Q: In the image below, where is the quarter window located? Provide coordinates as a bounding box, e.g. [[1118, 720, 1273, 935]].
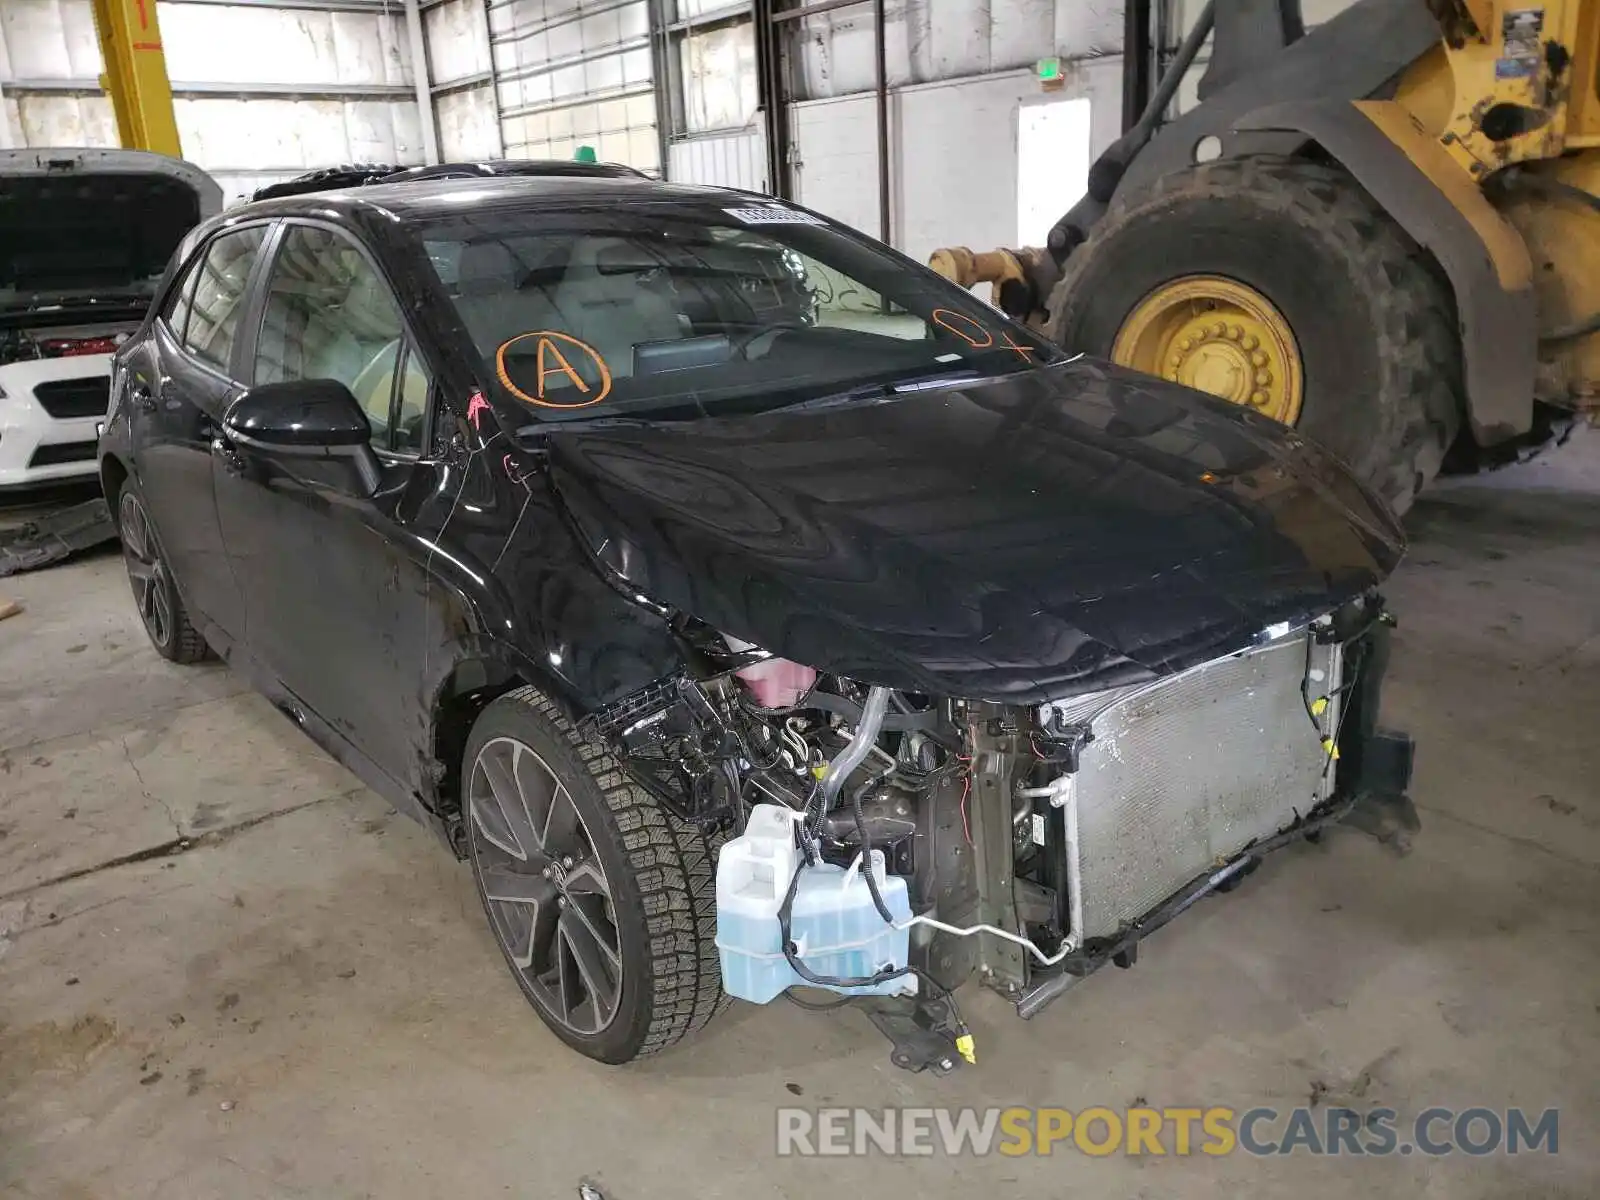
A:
[[184, 227, 267, 371], [254, 225, 429, 454], [394, 342, 432, 454], [160, 259, 201, 342]]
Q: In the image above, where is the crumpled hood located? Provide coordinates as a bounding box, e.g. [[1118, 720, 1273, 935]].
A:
[[546, 358, 1405, 703]]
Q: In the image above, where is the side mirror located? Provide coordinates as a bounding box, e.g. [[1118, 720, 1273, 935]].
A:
[[223, 379, 381, 494]]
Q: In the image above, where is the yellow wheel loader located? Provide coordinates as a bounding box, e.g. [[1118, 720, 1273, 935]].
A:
[[931, 0, 1600, 512]]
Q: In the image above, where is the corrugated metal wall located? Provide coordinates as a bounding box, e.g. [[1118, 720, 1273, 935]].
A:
[[0, 0, 674, 197], [662, 0, 1367, 252], [427, 0, 502, 160], [659, 3, 763, 188], [791, 0, 1120, 100], [698, 0, 1374, 250], [666, 128, 764, 191], [0, 0, 424, 204], [0, 0, 1377, 227], [487, 0, 659, 171]]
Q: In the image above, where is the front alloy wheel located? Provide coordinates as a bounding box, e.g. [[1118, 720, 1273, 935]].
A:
[[468, 736, 623, 1035], [462, 686, 725, 1062]]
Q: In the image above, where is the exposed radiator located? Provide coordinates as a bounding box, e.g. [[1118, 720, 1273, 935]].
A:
[[1050, 630, 1342, 942]]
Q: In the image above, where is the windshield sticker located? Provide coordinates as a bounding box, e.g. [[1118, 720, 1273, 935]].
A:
[[496, 331, 613, 409], [931, 308, 994, 349], [723, 205, 828, 226]]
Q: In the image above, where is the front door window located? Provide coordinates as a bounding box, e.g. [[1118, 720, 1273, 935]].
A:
[[253, 225, 431, 453]]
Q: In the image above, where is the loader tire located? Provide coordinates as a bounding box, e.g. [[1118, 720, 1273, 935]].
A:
[[1048, 156, 1461, 514]]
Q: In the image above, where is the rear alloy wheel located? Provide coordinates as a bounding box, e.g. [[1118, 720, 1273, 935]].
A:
[[117, 481, 209, 663], [462, 686, 725, 1062]]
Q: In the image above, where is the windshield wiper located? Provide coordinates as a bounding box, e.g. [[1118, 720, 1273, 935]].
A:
[[890, 370, 982, 392], [514, 414, 664, 440], [512, 370, 989, 434], [774, 370, 982, 413]]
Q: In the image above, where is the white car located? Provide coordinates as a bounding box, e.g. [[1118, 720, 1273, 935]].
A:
[[0, 148, 219, 490]]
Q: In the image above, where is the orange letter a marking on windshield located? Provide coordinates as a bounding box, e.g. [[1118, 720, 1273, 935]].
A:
[[537, 336, 591, 399], [496, 329, 612, 408]]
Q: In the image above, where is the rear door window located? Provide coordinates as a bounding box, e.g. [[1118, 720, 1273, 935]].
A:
[[184, 227, 267, 372]]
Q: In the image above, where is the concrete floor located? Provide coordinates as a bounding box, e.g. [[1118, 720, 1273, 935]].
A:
[[2, 438, 1598, 1199]]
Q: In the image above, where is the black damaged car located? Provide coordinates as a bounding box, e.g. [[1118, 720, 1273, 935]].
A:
[[99, 173, 1414, 1066]]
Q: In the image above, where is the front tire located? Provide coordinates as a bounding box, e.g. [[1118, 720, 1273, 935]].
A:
[[462, 686, 725, 1063], [1049, 156, 1461, 514]]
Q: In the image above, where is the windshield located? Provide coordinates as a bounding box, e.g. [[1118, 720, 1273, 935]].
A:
[[416, 200, 1064, 421]]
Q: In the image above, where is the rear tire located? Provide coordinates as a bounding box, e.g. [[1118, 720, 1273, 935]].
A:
[[462, 685, 725, 1063], [116, 477, 209, 664], [1048, 156, 1461, 514]]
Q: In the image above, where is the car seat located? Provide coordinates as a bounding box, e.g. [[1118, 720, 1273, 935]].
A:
[[550, 238, 685, 377]]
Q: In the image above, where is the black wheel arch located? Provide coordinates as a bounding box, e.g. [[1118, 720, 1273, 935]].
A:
[[100, 453, 130, 515], [423, 647, 581, 855], [412, 543, 685, 848], [421, 637, 688, 850]]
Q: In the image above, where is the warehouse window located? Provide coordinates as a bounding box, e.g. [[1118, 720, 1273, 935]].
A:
[[681, 22, 757, 133], [490, 0, 659, 172], [659, 1, 758, 141]]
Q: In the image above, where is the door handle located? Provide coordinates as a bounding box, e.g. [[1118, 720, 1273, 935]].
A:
[[210, 436, 245, 475]]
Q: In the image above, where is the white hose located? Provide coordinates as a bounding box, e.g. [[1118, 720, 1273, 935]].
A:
[[897, 913, 1078, 965]]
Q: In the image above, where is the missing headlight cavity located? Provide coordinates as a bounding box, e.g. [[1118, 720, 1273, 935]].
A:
[[586, 592, 1408, 1022]]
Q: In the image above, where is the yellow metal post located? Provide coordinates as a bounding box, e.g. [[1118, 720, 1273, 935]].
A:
[[91, 0, 182, 156]]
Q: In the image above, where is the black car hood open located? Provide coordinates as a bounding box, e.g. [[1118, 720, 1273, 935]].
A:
[[0, 148, 221, 297], [545, 359, 1405, 703]]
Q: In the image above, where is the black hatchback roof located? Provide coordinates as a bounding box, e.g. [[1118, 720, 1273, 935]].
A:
[[250, 158, 649, 203], [381, 160, 647, 184], [240, 173, 744, 223]]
